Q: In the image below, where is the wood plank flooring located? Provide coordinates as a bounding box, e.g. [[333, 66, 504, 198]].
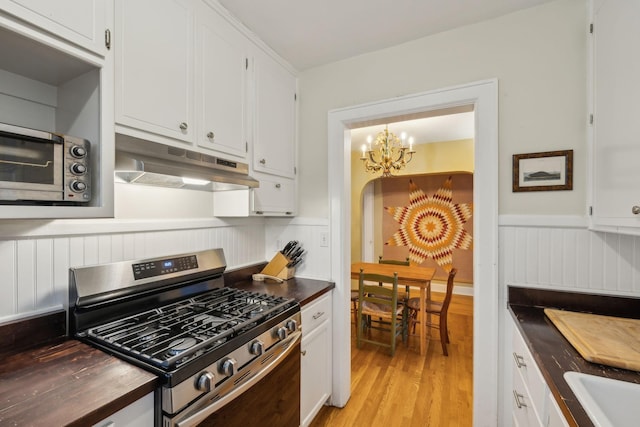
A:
[[310, 294, 474, 427]]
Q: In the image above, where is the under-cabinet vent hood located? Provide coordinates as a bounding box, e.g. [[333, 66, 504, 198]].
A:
[[115, 135, 259, 191]]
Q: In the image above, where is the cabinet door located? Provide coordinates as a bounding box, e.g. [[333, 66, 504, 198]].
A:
[[301, 294, 332, 427], [2, 0, 110, 56], [591, 0, 640, 230], [253, 49, 296, 178], [92, 392, 154, 427], [195, 2, 248, 159], [115, 0, 194, 143], [252, 174, 295, 216]]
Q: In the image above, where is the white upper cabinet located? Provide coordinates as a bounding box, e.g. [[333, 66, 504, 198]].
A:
[[195, 2, 248, 158], [1, 0, 110, 56], [590, 0, 640, 234], [252, 47, 297, 178], [115, 0, 194, 144]]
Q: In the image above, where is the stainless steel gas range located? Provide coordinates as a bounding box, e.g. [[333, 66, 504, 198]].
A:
[[69, 248, 301, 427]]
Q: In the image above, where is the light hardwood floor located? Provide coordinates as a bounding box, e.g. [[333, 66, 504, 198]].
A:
[[310, 293, 474, 427]]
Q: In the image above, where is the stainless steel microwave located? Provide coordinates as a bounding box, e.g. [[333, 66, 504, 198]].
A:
[[0, 123, 91, 203]]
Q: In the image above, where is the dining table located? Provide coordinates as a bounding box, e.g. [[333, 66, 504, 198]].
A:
[[351, 262, 436, 356]]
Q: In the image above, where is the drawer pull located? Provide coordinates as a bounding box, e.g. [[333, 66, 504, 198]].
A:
[[513, 352, 526, 368], [513, 390, 527, 409], [312, 311, 325, 320]]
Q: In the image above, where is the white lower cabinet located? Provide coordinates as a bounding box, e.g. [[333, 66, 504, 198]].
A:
[[510, 316, 568, 427], [546, 391, 570, 427], [92, 392, 154, 427], [301, 292, 332, 427]]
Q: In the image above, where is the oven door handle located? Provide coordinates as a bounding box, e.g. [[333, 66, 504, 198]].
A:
[[173, 330, 302, 427]]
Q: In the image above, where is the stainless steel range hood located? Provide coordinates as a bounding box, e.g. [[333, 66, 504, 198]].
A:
[[115, 135, 259, 191]]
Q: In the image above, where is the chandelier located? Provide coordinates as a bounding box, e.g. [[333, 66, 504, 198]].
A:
[[360, 126, 416, 177]]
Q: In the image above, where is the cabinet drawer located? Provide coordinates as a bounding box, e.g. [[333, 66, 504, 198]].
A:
[[302, 293, 331, 337], [512, 328, 547, 424], [512, 368, 542, 427]]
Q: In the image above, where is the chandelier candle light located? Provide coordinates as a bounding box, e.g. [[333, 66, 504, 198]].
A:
[[360, 126, 416, 177]]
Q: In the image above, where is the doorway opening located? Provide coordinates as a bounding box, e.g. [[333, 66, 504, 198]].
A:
[[328, 79, 498, 425]]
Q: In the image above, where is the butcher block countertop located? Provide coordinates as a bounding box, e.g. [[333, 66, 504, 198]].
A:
[[509, 286, 640, 427], [0, 264, 333, 427], [0, 311, 158, 427]]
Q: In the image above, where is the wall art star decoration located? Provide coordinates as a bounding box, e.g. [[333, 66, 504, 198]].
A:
[[384, 177, 473, 272]]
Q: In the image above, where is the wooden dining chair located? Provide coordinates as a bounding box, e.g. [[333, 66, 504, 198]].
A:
[[378, 256, 411, 300], [357, 269, 407, 356], [350, 290, 359, 330], [406, 268, 457, 356]]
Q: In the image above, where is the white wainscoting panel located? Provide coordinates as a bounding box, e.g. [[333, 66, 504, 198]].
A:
[[501, 221, 640, 296], [0, 221, 266, 323], [264, 217, 331, 281]]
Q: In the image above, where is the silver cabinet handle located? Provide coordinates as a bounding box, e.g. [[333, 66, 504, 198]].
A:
[[275, 183, 281, 189], [632, 206, 640, 215], [207, 131, 214, 139], [312, 311, 325, 320], [513, 390, 527, 409], [513, 352, 526, 368], [259, 158, 266, 164], [179, 122, 188, 131]]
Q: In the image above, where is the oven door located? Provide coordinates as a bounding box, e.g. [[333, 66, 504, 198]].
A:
[[0, 125, 64, 201], [167, 331, 301, 427]]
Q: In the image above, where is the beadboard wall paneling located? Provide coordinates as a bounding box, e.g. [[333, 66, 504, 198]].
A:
[[0, 218, 331, 324], [500, 223, 640, 296], [0, 222, 267, 323]]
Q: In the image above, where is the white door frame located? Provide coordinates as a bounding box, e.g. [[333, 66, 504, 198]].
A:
[[328, 79, 499, 425]]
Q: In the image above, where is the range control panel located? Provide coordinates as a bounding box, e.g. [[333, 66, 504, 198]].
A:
[[133, 255, 199, 279]]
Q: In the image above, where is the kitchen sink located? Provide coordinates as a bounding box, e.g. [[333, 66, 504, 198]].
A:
[[564, 371, 640, 427]]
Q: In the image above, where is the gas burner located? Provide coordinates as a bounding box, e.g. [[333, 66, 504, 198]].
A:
[[138, 327, 161, 341], [168, 337, 198, 356]]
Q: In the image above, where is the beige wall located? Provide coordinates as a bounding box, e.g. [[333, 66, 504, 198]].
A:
[[298, 0, 586, 218], [351, 139, 474, 263]]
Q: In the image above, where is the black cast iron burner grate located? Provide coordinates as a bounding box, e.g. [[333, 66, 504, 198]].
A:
[[85, 287, 294, 370]]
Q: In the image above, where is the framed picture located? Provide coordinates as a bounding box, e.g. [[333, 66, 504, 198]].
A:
[[512, 150, 573, 192]]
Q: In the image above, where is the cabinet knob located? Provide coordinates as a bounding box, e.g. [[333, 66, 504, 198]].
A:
[[259, 158, 266, 165], [275, 183, 281, 189], [179, 122, 188, 131], [207, 131, 215, 140], [633, 206, 640, 215]]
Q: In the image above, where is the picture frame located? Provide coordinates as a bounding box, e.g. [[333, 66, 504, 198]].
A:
[[512, 150, 573, 192]]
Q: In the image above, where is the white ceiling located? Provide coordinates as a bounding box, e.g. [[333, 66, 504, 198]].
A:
[[218, 0, 551, 145], [218, 0, 553, 71]]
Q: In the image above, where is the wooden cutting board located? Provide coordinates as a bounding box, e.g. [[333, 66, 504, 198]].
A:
[[545, 308, 640, 371]]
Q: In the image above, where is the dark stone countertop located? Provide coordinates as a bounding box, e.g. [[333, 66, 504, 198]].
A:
[[508, 286, 640, 427], [0, 263, 333, 427]]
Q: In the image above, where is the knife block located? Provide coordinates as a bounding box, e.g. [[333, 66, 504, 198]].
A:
[[261, 252, 295, 281]]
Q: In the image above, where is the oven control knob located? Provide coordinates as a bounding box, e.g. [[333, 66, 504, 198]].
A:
[[196, 371, 215, 392], [286, 319, 298, 333], [69, 180, 87, 192], [250, 340, 264, 356], [70, 145, 87, 158], [70, 163, 87, 175], [221, 358, 237, 377], [276, 326, 288, 340]]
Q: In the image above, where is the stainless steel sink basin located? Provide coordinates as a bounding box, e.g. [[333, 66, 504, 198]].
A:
[[564, 371, 640, 427]]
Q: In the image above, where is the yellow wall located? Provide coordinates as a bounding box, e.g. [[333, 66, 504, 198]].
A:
[[351, 139, 474, 263]]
